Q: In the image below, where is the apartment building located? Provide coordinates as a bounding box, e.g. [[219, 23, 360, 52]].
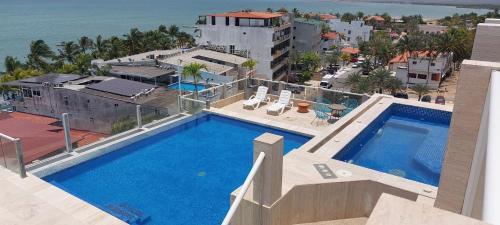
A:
[[195, 11, 292, 80], [328, 19, 373, 47], [388, 51, 453, 89], [292, 18, 323, 54]]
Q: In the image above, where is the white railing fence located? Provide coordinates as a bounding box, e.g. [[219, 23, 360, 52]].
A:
[[221, 152, 266, 225], [483, 70, 500, 224]]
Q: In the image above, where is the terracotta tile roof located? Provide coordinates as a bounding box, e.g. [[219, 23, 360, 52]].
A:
[[322, 32, 337, 40], [341, 47, 360, 55], [208, 11, 283, 19], [389, 51, 438, 64], [365, 16, 385, 21], [319, 14, 337, 21], [0, 112, 106, 163]]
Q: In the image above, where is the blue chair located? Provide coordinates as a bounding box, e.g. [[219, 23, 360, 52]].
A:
[[342, 98, 359, 109], [311, 102, 331, 125]]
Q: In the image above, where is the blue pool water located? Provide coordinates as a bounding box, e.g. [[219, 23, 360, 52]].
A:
[[168, 82, 206, 91], [334, 104, 451, 186], [43, 114, 310, 225]]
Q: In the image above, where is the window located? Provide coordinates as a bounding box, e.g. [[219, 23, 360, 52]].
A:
[[114, 103, 119, 108], [32, 90, 41, 97], [408, 73, 417, 78], [235, 18, 239, 26], [63, 96, 69, 106], [225, 17, 229, 26], [348, 30, 352, 34], [229, 45, 235, 54], [432, 73, 440, 81], [361, 23, 363, 27], [22, 88, 32, 98], [347, 37, 351, 42], [431, 62, 436, 66], [412, 61, 417, 65], [417, 74, 427, 79], [211, 16, 216, 25]]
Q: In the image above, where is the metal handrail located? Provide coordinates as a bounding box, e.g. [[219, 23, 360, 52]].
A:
[[0, 133, 16, 141], [483, 70, 500, 224], [221, 152, 266, 225], [0, 132, 26, 178]]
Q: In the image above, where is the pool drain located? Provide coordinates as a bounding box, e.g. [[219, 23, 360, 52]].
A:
[[198, 171, 206, 177]]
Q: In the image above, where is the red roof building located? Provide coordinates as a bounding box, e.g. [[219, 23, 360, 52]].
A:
[[365, 16, 385, 22], [322, 32, 337, 40], [319, 14, 337, 21], [341, 47, 360, 55]]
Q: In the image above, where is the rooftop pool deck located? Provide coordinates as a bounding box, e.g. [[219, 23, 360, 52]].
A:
[[42, 114, 311, 225], [168, 82, 206, 91], [333, 103, 451, 186]]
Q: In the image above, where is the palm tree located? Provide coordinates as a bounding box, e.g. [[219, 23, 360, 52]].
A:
[[411, 84, 429, 101], [397, 34, 421, 83], [176, 32, 193, 48], [356, 11, 364, 20], [340, 52, 351, 66], [58, 41, 81, 63], [423, 34, 439, 86], [107, 36, 126, 59], [385, 77, 403, 96], [241, 59, 257, 76], [167, 25, 180, 42], [79, 36, 94, 53], [369, 68, 391, 94], [292, 8, 301, 17], [346, 71, 363, 91], [27, 40, 55, 71], [4, 56, 22, 74], [92, 35, 109, 59], [123, 28, 144, 55], [182, 62, 208, 98]]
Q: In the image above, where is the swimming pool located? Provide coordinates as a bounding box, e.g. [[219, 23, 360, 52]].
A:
[[168, 82, 206, 91], [333, 104, 451, 186], [43, 114, 310, 225]]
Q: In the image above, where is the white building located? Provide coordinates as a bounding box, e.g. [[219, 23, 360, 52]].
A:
[[292, 18, 323, 54], [388, 51, 453, 89], [195, 11, 292, 80], [328, 19, 373, 47]]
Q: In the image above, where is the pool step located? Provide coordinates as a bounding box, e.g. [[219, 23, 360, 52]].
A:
[[293, 217, 368, 225], [105, 203, 150, 225]]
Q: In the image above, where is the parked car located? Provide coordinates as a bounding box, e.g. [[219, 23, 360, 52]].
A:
[[421, 95, 432, 102], [352, 63, 360, 68], [435, 96, 446, 105], [351, 58, 358, 63], [394, 92, 409, 99]]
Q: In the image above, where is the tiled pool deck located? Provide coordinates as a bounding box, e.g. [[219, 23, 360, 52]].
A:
[[0, 94, 458, 224]]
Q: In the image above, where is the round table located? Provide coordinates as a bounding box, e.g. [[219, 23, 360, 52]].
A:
[[297, 102, 310, 113], [328, 104, 347, 118]]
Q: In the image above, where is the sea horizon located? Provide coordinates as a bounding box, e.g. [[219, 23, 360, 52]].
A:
[[0, 0, 491, 72]]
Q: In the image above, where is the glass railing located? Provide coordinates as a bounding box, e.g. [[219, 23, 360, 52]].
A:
[[0, 133, 26, 177]]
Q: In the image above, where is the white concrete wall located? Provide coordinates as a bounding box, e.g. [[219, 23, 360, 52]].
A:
[[328, 19, 372, 46]]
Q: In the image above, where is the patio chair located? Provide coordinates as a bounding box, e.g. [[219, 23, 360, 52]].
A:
[[243, 86, 269, 109], [342, 98, 359, 109], [311, 103, 331, 125], [267, 90, 293, 115]]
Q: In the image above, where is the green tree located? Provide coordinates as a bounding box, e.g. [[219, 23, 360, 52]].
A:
[[385, 77, 403, 96], [123, 28, 144, 55], [356, 11, 364, 20], [92, 35, 109, 59], [57, 41, 81, 63], [341, 12, 357, 22], [242, 59, 258, 76], [339, 52, 351, 66], [411, 84, 429, 101], [298, 70, 312, 84], [27, 40, 55, 71], [79, 36, 94, 53], [4, 56, 22, 74], [182, 62, 208, 98], [300, 52, 321, 72], [369, 68, 391, 94]]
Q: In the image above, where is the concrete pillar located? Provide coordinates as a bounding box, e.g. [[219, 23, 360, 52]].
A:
[[221, 83, 227, 99], [62, 113, 72, 152], [13, 139, 26, 178], [136, 105, 142, 128], [253, 133, 283, 207]]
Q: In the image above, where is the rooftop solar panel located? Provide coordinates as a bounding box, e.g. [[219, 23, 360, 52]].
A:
[[86, 79, 156, 97], [22, 74, 82, 84]]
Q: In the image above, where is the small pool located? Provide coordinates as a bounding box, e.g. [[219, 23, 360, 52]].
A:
[[333, 104, 451, 186], [43, 114, 310, 225], [168, 82, 206, 91]]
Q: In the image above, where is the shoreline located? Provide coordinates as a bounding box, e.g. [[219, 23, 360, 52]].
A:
[[335, 0, 498, 10]]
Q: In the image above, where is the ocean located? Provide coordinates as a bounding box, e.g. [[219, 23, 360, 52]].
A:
[[0, 0, 490, 72]]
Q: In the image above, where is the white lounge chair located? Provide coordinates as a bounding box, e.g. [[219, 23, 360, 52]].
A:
[[267, 90, 293, 115], [243, 86, 269, 109]]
